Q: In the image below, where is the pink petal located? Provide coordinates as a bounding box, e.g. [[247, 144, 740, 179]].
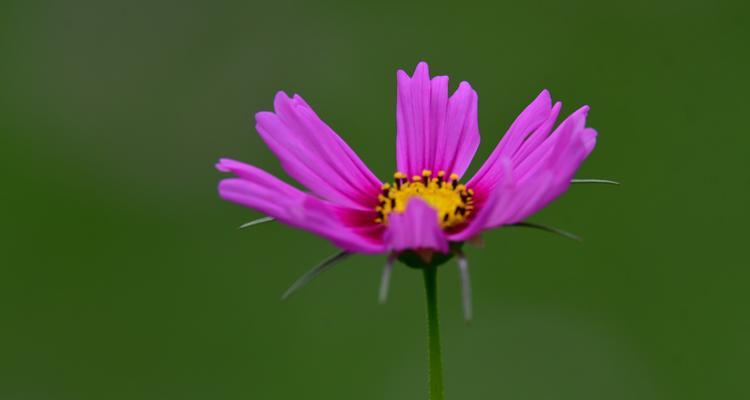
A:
[[506, 108, 592, 219], [383, 198, 449, 254], [467, 90, 553, 194], [396, 62, 480, 178], [454, 104, 596, 238], [511, 101, 562, 165], [581, 127, 598, 157], [449, 169, 554, 241], [514, 106, 591, 182], [217, 159, 385, 253], [255, 92, 382, 210]]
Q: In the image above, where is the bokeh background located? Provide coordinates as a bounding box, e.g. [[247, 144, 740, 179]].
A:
[[2, 0, 749, 399]]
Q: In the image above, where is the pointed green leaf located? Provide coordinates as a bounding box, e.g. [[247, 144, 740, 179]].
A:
[[378, 254, 396, 304], [281, 251, 351, 300], [238, 216, 275, 230], [571, 178, 620, 185], [510, 222, 583, 242], [456, 252, 473, 325]]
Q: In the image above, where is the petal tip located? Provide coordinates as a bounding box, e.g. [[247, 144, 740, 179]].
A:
[[215, 158, 238, 173], [537, 89, 552, 108], [582, 127, 598, 153], [273, 90, 289, 101], [254, 111, 278, 128], [272, 91, 292, 110], [456, 80, 473, 91]]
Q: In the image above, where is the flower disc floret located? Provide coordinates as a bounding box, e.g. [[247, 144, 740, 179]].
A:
[[375, 170, 475, 228]]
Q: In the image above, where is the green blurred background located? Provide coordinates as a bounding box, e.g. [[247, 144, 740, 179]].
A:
[[2, 0, 748, 398]]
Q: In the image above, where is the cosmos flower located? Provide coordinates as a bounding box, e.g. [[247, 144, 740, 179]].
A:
[[217, 62, 602, 316]]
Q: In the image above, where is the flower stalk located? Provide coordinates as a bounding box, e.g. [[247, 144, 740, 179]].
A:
[[423, 264, 445, 400]]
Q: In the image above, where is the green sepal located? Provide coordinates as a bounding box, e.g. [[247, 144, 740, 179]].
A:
[[397, 242, 464, 269]]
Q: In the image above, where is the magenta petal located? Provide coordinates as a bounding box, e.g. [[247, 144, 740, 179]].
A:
[[449, 168, 554, 241], [396, 62, 480, 178], [514, 106, 591, 182], [528, 111, 594, 209], [581, 127, 598, 157], [383, 198, 449, 254], [255, 92, 382, 210], [217, 159, 385, 253], [442, 82, 480, 178], [504, 108, 592, 221], [511, 101, 562, 165], [467, 90, 553, 194], [456, 106, 594, 237]]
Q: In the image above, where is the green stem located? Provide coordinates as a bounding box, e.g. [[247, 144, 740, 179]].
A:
[[423, 265, 445, 400]]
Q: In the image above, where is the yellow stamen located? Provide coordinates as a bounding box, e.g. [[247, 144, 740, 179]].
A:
[[375, 170, 475, 228]]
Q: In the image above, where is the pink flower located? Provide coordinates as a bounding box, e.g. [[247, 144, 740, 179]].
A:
[[217, 62, 596, 259], [217, 62, 608, 314]]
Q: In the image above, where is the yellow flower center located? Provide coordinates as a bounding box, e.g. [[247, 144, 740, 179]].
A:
[[375, 170, 475, 229]]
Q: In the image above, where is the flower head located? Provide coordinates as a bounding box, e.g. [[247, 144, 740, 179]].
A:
[[216, 62, 608, 317], [217, 62, 596, 257]]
